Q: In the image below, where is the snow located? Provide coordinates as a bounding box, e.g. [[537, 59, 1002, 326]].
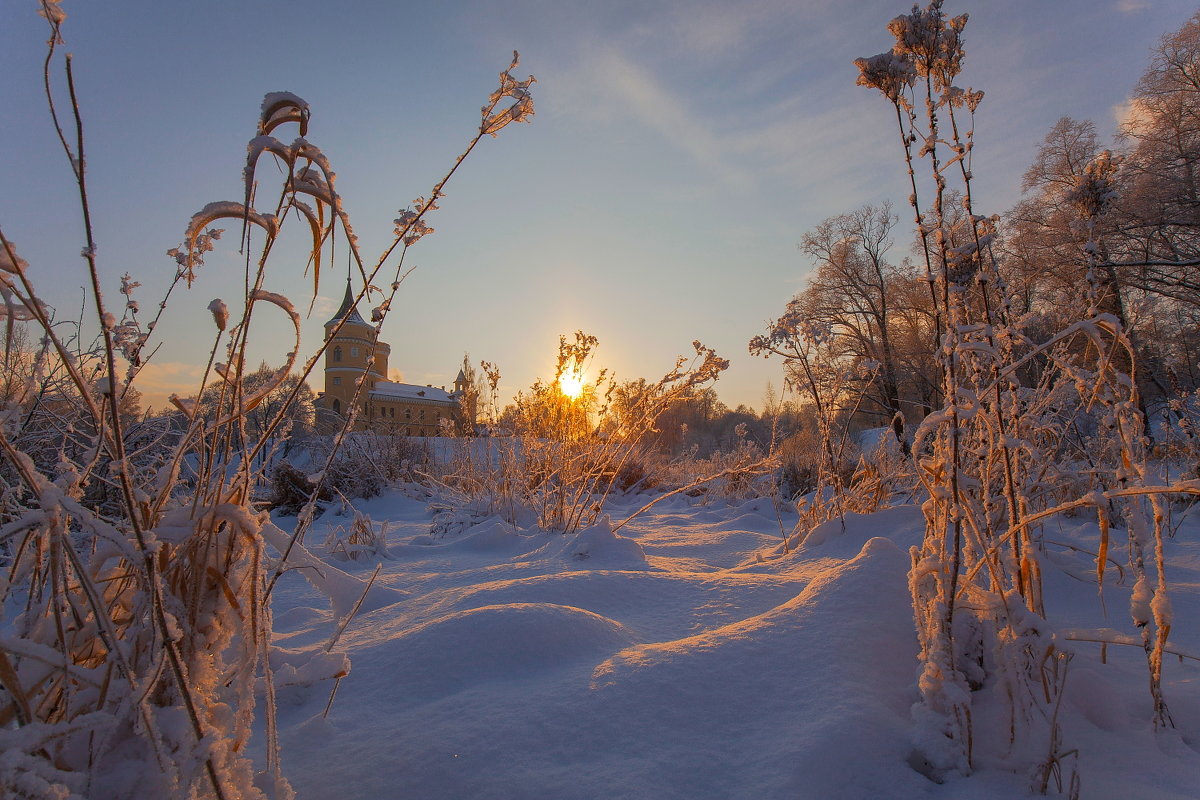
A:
[[369, 380, 455, 403], [260, 92, 309, 116], [187, 201, 278, 241], [35, 0, 66, 25], [251, 289, 299, 322], [207, 298, 229, 331], [258, 92, 310, 137], [260, 491, 1200, 798]]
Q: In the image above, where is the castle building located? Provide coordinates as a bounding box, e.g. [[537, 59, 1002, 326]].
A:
[[316, 281, 469, 435]]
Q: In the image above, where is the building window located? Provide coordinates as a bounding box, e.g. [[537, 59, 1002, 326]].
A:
[[351, 346, 360, 357], [419, 409, 426, 421], [333, 346, 342, 362], [405, 408, 411, 420], [332, 376, 341, 386], [332, 399, 341, 415]]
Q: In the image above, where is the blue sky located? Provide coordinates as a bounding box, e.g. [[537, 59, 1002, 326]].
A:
[[2, 0, 1195, 412]]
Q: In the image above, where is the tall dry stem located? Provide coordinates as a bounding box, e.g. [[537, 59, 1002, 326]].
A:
[[856, 0, 1195, 788], [1, 7, 533, 796]]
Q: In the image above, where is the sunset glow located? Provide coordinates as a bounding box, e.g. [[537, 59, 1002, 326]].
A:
[[6, 2, 1200, 798], [559, 370, 585, 400], [3, 3, 1186, 413]]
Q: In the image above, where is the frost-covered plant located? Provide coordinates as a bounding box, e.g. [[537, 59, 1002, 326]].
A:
[[0, 5, 532, 797], [648, 424, 774, 504], [1164, 389, 1200, 479], [855, 1, 1199, 791], [323, 510, 391, 562], [312, 430, 427, 501], [843, 430, 914, 515], [269, 461, 332, 515], [751, 312, 882, 531], [437, 332, 744, 533]]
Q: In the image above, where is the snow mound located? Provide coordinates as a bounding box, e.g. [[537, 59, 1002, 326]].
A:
[[262, 520, 406, 617], [265, 489, 1200, 800], [395, 518, 542, 556], [583, 536, 923, 797], [787, 505, 926, 558], [594, 536, 910, 683], [559, 517, 649, 568], [273, 605, 326, 632], [445, 518, 532, 552], [267, 646, 349, 688], [356, 602, 635, 703], [724, 497, 780, 528]]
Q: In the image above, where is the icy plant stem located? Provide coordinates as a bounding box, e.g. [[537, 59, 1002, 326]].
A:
[[62, 52, 231, 800]]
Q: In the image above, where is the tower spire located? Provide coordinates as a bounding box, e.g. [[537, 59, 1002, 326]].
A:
[[326, 277, 367, 327]]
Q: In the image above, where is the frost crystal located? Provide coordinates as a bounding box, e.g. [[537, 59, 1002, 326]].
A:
[[259, 91, 310, 137], [208, 298, 229, 331], [0, 241, 29, 275], [394, 208, 435, 245], [480, 51, 536, 137], [854, 51, 916, 101], [37, 0, 66, 25], [1066, 150, 1121, 218], [175, 201, 275, 285], [1130, 575, 1152, 627], [113, 322, 148, 364]]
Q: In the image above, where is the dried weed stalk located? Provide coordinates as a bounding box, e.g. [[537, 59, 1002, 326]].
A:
[[855, 1, 1197, 790], [0, 6, 532, 797], [436, 332, 766, 533]]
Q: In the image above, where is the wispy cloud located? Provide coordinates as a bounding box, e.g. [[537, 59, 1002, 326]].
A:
[[309, 294, 339, 318], [133, 361, 208, 410], [1116, 0, 1151, 13], [543, 0, 902, 205], [1112, 96, 1151, 132], [578, 46, 754, 189], [655, 2, 757, 55], [557, 44, 885, 201]]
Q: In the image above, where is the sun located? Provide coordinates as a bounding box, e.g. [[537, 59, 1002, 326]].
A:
[[559, 370, 585, 400]]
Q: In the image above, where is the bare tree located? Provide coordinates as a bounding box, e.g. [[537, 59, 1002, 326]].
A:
[[798, 203, 911, 450]]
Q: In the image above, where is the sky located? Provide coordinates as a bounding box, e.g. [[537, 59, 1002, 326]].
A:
[[2, 0, 1196, 413]]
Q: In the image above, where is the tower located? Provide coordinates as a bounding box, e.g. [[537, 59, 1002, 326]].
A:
[[320, 280, 391, 418], [315, 280, 460, 435], [453, 367, 476, 432]]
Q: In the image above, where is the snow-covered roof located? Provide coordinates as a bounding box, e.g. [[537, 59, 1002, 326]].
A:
[[326, 279, 368, 327], [370, 381, 456, 404]]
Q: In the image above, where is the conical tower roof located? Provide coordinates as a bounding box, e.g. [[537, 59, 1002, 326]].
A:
[[326, 279, 368, 327]]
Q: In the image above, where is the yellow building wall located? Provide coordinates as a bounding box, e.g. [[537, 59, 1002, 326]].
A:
[[318, 311, 458, 434], [362, 398, 455, 436], [321, 317, 388, 419]]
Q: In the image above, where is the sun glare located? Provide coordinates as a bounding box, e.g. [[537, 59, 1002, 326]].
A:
[[559, 371, 585, 400]]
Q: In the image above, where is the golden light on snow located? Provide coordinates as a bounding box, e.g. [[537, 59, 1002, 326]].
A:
[[559, 370, 585, 400]]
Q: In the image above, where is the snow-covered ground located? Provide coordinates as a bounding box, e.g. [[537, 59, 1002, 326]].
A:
[[263, 490, 1200, 799]]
